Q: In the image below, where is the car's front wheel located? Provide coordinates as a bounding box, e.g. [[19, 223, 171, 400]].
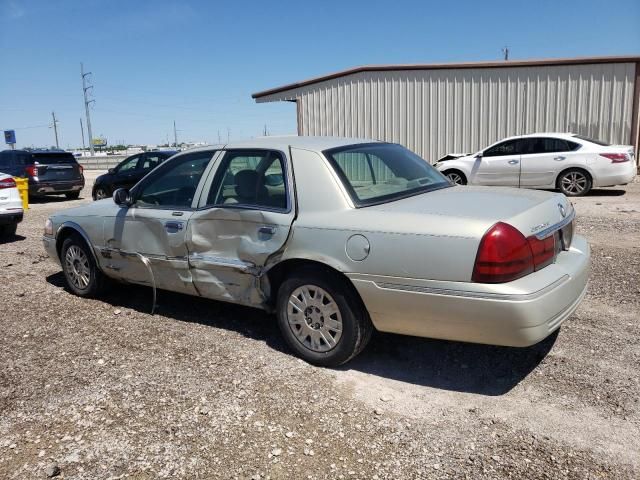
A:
[[60, 234, 107, 297], [66, 191, 81, 200], [93, 186, 110, 200], [276, 267, 373, 367], [443, 169, 467, 185]]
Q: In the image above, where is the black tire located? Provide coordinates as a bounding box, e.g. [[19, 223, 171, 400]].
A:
[[66, 192, 81, 200], [60, 234, 107, 297], [276, 267, 373, 367], [557, 168, 592, 197], [443, 169, 467, 185], [0, 223, 18, 237], [93, 186, 110, 200]]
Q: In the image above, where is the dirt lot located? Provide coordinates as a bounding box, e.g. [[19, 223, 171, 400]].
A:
[[1, 171, 639, 479]]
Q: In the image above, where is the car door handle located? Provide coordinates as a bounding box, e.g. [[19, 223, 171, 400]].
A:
[[258, 226, 276, 236], [554, 156, 566, 161], [164, 221, 184, 233], [508, 160, 519, 165]]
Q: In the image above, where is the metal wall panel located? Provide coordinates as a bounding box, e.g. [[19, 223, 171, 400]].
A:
[[256, 63, 636, 163]]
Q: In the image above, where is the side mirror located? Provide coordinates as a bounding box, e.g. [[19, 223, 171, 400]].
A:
[[475, 152, 483, 160], [108, 168, 116, 174], [113, 188, 132, 207]]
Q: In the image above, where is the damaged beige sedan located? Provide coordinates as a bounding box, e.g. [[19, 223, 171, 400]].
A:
[[43, 137, 590, 366]]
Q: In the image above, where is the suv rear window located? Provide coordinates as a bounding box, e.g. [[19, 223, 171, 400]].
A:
[[31, 152, 78, 164], [572, 135, 610, 146]]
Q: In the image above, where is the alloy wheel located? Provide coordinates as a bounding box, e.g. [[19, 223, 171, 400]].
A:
[[95, 188, 108, 200], [287, 285, 343, 353], [446, 172, 464, 185], [561, 172, 587, 195], [64, 245, 90, 290]]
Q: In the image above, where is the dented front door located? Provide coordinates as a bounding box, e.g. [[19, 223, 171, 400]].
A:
[[186, 149, 295, 306]]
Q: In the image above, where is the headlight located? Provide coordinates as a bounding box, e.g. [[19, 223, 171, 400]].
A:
[[44, 218, 53, 236]]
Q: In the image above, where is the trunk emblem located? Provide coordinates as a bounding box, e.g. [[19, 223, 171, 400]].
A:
[[558, 203, 567, 218]]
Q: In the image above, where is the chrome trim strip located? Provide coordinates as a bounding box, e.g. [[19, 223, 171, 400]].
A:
[[374, 275, 569, 301], [188, 253, 256, 273], [533, 209, 575, 240]]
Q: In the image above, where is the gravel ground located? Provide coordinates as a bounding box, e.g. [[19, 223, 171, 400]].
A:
[[1, 172, 639, 479]]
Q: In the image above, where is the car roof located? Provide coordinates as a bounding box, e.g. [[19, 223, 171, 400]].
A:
[[500, 132, 578, 142], [179, 136, 381, 155]]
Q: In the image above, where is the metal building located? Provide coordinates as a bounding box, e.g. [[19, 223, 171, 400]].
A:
[[252, 56, 640, 166]]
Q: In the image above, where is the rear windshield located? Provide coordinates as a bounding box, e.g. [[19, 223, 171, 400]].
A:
[[32, 152, 78, 164], [323, 143, 451, 207], [572, 135, 610, 146]]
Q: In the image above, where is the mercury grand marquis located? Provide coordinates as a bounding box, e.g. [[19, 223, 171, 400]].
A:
[[43, 137, 590, 366]]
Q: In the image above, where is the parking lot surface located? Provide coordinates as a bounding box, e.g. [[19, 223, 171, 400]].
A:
[[1, 171, 639, 479]]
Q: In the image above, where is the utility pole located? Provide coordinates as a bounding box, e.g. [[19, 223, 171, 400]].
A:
[[263, 124, 268, 136], [502, 46, 509, 61], [173, 120, 178, 148], [217, 130, 221, 143], [51, 111, 60, 148], [226, 127, 230, 143], [80, 118, 85, 149], [81, 62, 95, 156]]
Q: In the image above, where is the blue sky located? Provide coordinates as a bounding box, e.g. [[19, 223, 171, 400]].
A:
[[1, 0, 639, 149]]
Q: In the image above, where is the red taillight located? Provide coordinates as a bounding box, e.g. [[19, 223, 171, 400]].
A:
[[78, 164, 84, 174], [600, 153, 629, 163], [527, 234, 556, 271], [25, 165, 38, 177], [473, 222, 560, 283], [0, 177, 17, 189], [472, 222, 534, 283]]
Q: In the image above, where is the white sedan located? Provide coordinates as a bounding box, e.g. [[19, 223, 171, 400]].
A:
[[435, 133, 636, 196], [0, 173, 23, 237]]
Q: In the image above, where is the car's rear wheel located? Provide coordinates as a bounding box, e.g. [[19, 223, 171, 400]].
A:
[[60, 234, 107, 297], [0, 223, 17, 237], [93, 186, 109, 200], [443, 169, 467, 185], [557, 169, 592, 196], [276, 268, 373, 367], [66, 192, 81, 200]]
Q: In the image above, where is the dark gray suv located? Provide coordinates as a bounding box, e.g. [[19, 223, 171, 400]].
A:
[[0, 149, 85, 199]]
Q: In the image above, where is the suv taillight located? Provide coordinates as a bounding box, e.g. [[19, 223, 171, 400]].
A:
[[0, 177, 17, 189], [600, 153, 629, 163], [25, 165, 38, 177], [78, 164, 84, 174], [472, 222, 559, 283]]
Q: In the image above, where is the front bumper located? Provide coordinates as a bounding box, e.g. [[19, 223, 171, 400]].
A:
[[348, 234, 590, 347], [43, 235, 59, 264]]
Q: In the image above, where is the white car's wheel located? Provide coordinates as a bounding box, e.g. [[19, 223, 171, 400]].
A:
[[557, 169, 592, 197], [444, 170, 467, 185]]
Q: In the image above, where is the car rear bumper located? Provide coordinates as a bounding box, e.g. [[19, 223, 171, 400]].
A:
[[594, 163, 636, 187], [348, 234, 590, 347], [30, 179, 84, 195], [0, 210, 23, 225]]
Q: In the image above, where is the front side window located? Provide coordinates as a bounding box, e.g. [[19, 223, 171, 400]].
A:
[[324, 143, 450, 207], [134, 151, 214, 209], [205, 150, 288, 210], [483, 139, 526, 157], [116, 155, 141, 173]]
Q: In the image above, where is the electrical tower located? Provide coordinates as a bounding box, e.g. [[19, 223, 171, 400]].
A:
[[81, 62, 95, 156]]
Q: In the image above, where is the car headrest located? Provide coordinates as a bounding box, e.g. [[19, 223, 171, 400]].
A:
[[234, 169, 263, 200]]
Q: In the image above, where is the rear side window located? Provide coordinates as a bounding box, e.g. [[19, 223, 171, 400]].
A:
[[526, 138, 581, 154], [206, 150, 288, 211], [32, 152, 77, 164]]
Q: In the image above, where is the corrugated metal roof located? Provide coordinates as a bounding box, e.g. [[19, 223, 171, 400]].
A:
[[252, 55, 640, 99]]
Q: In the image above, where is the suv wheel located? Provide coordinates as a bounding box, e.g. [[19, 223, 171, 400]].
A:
[[0, 223, 17, 237], [60, 234, 107, 297], [66, 192, 81, 200], [276, 267, 373, 367]]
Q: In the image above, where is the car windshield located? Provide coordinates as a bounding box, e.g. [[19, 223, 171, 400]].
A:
[[323, 143, 451, 207]]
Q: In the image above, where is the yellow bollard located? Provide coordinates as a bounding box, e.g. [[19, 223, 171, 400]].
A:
[[13, 177, 29, 210]]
